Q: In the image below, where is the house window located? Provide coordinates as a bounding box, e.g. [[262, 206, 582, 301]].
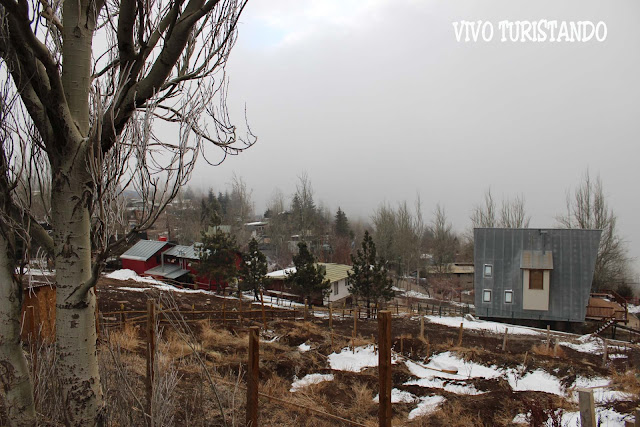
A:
[[529, 270, 544, 290], [504, 290, 513, 304], [484, 264, 493, 278], [333, 282, 339, 295], [482, 289, 492, 302]]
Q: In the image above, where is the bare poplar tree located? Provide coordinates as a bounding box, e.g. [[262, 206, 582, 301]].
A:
[[227, 173, 254, 247], [0, 0, 252, 424], [264, 188, 292, 268], [371, 202, 397, 262], [429, 204, 457, 273], [471, 188, 530, 228], [471, 188, 497, 228], [371, 197, 425, 277], [500, 195, 530, 228], [557, 171, 629, 291], [291, 172, 317, 239]]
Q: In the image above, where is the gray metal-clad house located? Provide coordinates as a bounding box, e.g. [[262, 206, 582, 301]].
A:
[[474, 228, 601, 324]]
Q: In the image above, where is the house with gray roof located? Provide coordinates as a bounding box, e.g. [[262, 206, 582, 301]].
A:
[[120, 239, 172, 274]]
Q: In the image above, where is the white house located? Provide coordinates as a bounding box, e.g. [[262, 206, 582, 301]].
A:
[[266, 262, 352, 304]]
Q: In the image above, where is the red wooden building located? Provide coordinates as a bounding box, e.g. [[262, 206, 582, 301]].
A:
[[120, 239, 172, 273]]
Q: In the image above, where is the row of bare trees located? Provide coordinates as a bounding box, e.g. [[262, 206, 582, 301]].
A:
[[368, 177, 631, 295]]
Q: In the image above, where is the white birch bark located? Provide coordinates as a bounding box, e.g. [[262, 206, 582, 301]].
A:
[[0, 233, 36, 426]]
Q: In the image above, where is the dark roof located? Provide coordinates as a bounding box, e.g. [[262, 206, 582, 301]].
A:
[[120, 240, 169, 261]]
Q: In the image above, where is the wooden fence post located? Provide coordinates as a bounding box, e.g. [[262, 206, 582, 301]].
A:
[[120, 303, 125, 327], [578, 388, 596, 427], [502, 328, 508, 351], [420, 317, 424, 341], [329, 303, 333, 330], [260, 290, 267, 330], [546, 325, 551, 352], [146, 299, 156, 420], [247, 326, 260, 427], [304, 298, 308, 321], [378, 311, 392, 427], [354, 308, 358, 338], [222, 297, 227, 326], [457, 323, 463, 347]]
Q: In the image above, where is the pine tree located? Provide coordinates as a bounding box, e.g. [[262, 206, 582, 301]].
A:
[[348, 231, 394, 317], [198, 230, 239, 292], [240, 238, 268, 300], [334, 207, 351, 238], [287, 242, 330, 306]]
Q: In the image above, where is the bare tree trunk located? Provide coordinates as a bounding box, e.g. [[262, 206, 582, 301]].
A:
[[47, 0, 104, 423], [52, 163, 103, 426], [0, 234, 36, 426]]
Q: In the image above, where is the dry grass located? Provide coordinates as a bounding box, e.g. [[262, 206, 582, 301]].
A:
[[163, 328, 201, 358], [610, 369, 640, 395], [15, 309, 639, 427], [531, 342, 565, 358], [108, 321, 141, 352], [414, 399, 483, 426], [200, 321, 245, 349]]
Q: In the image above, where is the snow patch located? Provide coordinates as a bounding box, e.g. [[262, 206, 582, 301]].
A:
[[105, 269, 217, 295], [424, 316, 541, 336], [106, 269, 165, 284], [328, 345, 397, 372], [373, 389, 418, 403], [506, 369, 564, 395], [298, 343, 311, 352], [290, 374, 334, 392], [408, 395, 446, 420]]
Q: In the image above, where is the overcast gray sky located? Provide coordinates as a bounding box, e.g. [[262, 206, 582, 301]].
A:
[[191, 0, 640, 273]]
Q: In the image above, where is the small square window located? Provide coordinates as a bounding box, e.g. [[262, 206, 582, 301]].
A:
[[504, 290, 513, 304], [484, 264, 493, 278], [529, 270, 544, 290], [482, 289, 492, 302]]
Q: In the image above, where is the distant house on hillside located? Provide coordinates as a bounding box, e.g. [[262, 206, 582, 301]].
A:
[[143, 244, 197, 283], [120, 239, 172, 273], [245, 221, 268, 244], [146, 243, 240, 291], [120, 240, 240, 291], [474, 228, 601, 327], [427, 262, 475, 291], [266, 263, 353, 305]]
